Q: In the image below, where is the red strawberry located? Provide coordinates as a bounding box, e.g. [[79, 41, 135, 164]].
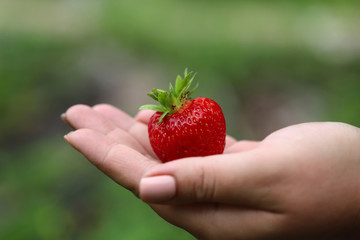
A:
[[140, 69, 226, 162]]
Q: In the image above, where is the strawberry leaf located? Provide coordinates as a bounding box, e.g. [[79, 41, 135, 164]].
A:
[[188, 82, 199, 97], [175, 74, 184, 96], [139, 68, 199, 122], [158, 91, 172, 109], [139, 104, 167, 112], [169, 83, 177, 97], [157, 110, 170, 125], [147, 92, 158, 101]]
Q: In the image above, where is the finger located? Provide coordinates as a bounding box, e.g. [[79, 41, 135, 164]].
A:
[[65, 104, 117, 132], [140, 151, 281, 211], [151, 203, 282, 240], [93, 104, 135, 131], [64, 104, 148, 155], [127, 121, 158, 159], [135, 110, 155, 125], [225, 135, 237, 149], [224, 140, 260, 153], [64, 129, 158, 195], [93, 105, 157, 159]]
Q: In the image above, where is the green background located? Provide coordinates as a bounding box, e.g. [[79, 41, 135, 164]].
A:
[[1, 0, 359, 239]]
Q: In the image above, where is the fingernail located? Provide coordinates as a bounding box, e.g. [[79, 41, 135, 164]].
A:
[[64, 131, 73, 143], [61, 113, 67, 123], [140, 175, 176, 203]]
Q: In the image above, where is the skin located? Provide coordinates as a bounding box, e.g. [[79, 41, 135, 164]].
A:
[[63, 104, 360, 240]]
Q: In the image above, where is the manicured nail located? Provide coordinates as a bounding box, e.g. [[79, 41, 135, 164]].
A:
[[140, 175, 176, 203]]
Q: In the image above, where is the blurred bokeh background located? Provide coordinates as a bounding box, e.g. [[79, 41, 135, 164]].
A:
[[1, 0, 359, 239]]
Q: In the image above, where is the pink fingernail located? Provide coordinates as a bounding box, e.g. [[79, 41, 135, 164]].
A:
[[64, 131, 73, 143], [140, 175, 176, 203]]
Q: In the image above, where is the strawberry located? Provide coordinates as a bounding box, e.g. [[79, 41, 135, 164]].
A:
[[140, 69, 226, 162]]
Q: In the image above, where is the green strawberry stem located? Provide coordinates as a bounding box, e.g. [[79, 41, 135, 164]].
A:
[[139, 69, 199, 124]]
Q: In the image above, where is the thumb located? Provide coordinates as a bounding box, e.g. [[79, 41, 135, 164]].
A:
[[139, 151, 277, 208]]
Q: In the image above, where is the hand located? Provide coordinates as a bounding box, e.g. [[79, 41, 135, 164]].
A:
[[62, 104, 360, 240]]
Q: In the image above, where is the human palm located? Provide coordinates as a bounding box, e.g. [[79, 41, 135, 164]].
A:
[[63, 104, 360, 240]]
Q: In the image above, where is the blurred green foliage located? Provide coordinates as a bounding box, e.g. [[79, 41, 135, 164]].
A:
[[1, 0, 359, 239]]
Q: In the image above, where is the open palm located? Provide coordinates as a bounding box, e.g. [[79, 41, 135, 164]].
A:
[[63, 104, 360, 240]]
